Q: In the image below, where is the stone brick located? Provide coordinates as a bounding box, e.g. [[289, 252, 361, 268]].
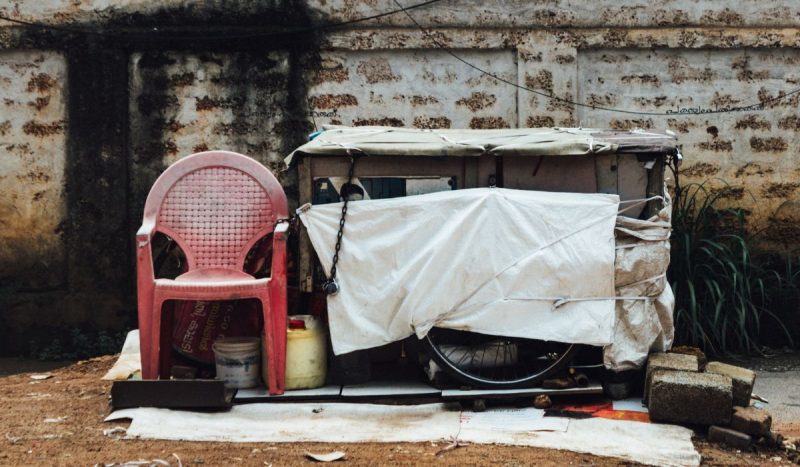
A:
[[670, 345, 708, 371], [705, 362, 756, 407], [708, 425, 752, 449], [648, 370, 733, 425], [644, 352, 700, 403], [731, 406, 772, 437]]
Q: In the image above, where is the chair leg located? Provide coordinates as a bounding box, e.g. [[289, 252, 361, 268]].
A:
[[260, 297, 282, 395], [158, 300, 174, 379], [138, 308, 153, 380], [142, 296, 164, 380], [272, 301, 287, 395]]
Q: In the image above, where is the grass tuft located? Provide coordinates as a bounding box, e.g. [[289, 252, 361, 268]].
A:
[[669, 180, 794, 355]]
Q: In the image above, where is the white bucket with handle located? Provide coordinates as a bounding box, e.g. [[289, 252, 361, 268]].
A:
[[212, 337, 261, 389]]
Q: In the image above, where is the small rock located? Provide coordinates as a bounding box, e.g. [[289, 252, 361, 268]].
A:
[[43, 417, 67, 423], [102, 426, 127, 438], [705, 362, 756, 407], [708, 425, 752, 450], [472, 399, 486, 412], [533, 394, 552, 409], [731, 406, 771, 437]]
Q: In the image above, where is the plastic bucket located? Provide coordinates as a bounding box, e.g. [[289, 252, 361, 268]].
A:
[[212, 337, 261, 389]]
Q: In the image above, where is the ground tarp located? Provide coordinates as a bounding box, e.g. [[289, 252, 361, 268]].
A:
[[102, 330, 140, 381], [299, 188, 621, 356], [106, 403, 700, 466]]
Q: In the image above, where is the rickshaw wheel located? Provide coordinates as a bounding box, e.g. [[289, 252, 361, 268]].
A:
[[422, 328, 579, 389]]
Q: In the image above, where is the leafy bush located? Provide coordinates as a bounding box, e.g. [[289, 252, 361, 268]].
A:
[[30, 328, 129, 361], [669, 180, 794, 355]]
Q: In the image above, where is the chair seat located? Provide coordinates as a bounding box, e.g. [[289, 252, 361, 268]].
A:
[[176, 268, 256, 282], [155, 269, 269, 296]]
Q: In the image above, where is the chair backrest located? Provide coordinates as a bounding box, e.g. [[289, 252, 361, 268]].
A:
[[142, 151, 288, 272]]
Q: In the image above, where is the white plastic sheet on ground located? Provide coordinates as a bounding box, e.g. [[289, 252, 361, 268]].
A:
[[300, 188, 620, 356], [102, 330, 141, 380], [106, 403, 700, 466]]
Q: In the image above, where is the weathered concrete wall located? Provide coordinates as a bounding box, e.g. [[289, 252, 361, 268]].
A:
[[309, 49, 517, 129], [128, 51, 298, 218], [2, 0, 800, 352], [578, 46, 800, 244], [0, 50, 67, 290]]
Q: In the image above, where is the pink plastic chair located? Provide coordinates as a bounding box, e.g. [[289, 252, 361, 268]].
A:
[[136, 150, 289, 395]]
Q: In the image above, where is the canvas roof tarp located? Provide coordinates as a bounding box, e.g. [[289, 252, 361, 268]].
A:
[[285, 125, 678, 166]]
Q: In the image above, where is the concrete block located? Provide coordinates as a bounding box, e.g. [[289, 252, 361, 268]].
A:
[[731, 406, 771, 437], [708, 425, 752, 449], [648, 370, 733, 425], [705, 362, 756, 407], [644, 352, 700, 403], [670, 345, 708, 371]]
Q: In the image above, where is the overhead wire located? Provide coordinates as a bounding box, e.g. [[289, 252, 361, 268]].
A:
[[391, 0, 800, 116]]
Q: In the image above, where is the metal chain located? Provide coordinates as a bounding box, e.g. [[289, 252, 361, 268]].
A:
[[323, 150, 359, 295]]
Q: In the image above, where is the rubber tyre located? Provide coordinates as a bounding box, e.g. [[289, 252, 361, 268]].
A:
[[422, 332, 580, 389]]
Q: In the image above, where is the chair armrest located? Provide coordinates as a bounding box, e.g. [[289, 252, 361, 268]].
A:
[[136, 221, 156, 246], [136, 222, 156, 281], [274, 222, 290, 240], [270, 223, 288, 284]]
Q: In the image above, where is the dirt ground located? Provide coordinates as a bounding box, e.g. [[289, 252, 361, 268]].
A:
[[0, 356, 796, 466]]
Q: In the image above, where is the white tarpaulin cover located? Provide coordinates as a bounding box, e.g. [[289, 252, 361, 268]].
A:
[[299, 188, 620, 356], [106, 403, 700, 466], [604, 199, 674, 370]]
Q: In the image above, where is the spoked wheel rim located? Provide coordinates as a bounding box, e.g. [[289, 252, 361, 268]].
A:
[[422, 327, 578, 389]]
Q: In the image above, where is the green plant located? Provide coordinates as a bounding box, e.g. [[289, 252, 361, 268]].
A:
[[30, 327, 129, 361], [669, 180, 794, 355]]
